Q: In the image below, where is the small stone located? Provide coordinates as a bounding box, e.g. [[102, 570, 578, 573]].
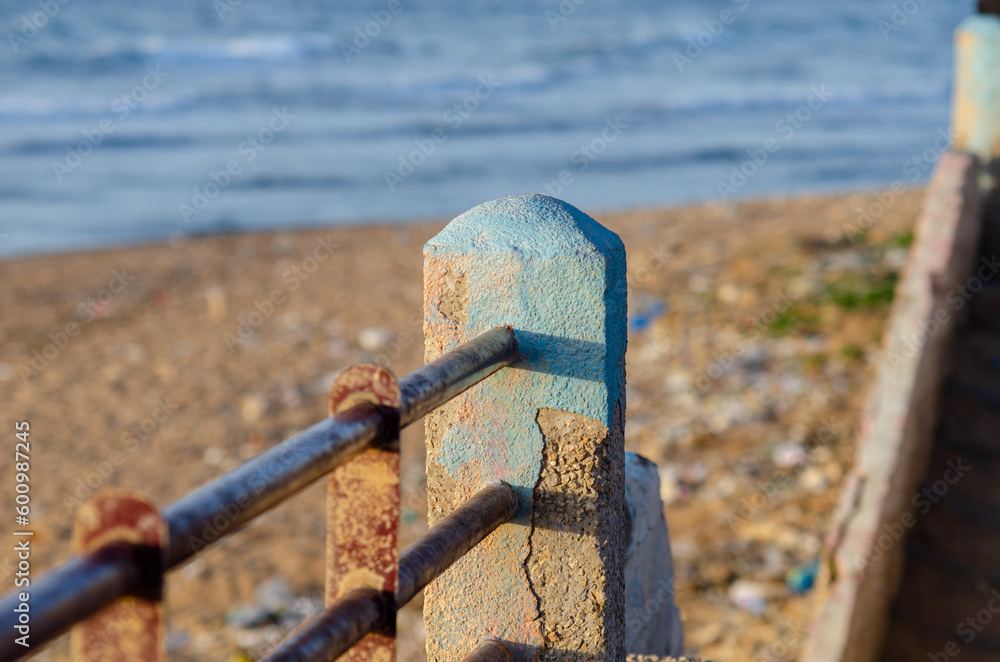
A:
[[772, 442, 807, 469], [166, 630, 191, 652], [680, 462, 708, 487], [203, 446, 225, 466], [256, 577, 293, 614], [280, 311, 303, 330], [224, 604, 272, 629], [728, 579, 768, 615], [357, 327, 395, 351], [658, 465, 681, 505], [241, 393, 267, 423], [205, 285, 227, 321], [123, 343, 146, 364], [717, 282, 740, 304], [0, 364, 11, 381], [799, 466, 829, 493]]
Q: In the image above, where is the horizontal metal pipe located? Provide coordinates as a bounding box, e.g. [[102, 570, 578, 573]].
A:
[[399, 326, 518, 426], [162, 404, 385, 568], [462, 639, 513, 662], [260, 482, 518, 662], [263, 588, 389, 662], [397, 481, 518, 606], [0, 544, 142, 661], [0, 327, 518, 660]]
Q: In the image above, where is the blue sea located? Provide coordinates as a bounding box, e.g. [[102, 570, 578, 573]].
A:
[[0, 0, 974, 258]]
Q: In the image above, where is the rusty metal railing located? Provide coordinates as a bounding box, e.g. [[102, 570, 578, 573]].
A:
[[0, 326, 518, 661]]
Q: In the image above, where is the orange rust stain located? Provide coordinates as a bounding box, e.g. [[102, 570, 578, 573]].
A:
[[71, 489, 165, 662]]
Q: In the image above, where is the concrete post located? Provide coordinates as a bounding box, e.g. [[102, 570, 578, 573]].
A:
[[952, 13, 1000, 183], [422, 194, 628, 662], [623, 453, 684, 659]]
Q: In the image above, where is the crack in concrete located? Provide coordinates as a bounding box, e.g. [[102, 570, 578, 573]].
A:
[[524, 408, 548, 647]]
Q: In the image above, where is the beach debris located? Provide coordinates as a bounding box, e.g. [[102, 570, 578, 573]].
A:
[[717, 282, 741, 304], [658, 465, 681, 505], [798, 466, 829, 493], [785, 558, 819, 594], [628, 299, 668, 333], [279, 311, 302, 330], [225, 604, 273, 629], [256, 577, 294, 615], [357, 326, 395, 351], [241, 393, 267, 423], [728, 579, 769, 615], [224, 577, 294, 630], [680, 462, 708, 488], [166, 630, 191, 653], [771, 442, 807, 469], [205, 285, 227, 321], [122, 342, 146, 364], [202, 446, 225, 467]]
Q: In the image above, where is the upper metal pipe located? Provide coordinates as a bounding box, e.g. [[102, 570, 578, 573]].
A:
[[399, 326, 518, 426], [162, 404, 385, 568], [0, 327, 518, 661]]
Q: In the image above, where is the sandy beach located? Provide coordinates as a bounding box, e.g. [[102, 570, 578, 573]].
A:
[[0, 189, 924, 661]]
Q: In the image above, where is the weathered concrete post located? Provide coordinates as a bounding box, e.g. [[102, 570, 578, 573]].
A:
[[423, 194, 628, 662], [952, 11, 1000, 183]]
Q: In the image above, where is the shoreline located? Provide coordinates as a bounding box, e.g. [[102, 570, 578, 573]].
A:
[[0, 184, 928, 265]]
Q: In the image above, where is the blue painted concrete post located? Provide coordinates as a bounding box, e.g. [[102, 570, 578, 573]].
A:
[[422, 194, 628, 662], [952, 13, 1000, 184]]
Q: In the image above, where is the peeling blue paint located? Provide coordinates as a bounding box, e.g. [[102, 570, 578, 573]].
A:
[[423, 194, 628, 662]]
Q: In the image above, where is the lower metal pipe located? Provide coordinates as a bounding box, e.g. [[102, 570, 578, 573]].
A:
[[462, 639, 513, 662], [262, 482, 518, 662]]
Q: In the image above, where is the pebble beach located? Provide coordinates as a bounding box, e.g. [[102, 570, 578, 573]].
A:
[[0, 188, 924, 661]]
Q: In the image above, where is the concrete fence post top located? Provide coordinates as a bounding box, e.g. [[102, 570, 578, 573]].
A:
[[425, 194, 625, 259], [960, 11, 1000, 34]]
